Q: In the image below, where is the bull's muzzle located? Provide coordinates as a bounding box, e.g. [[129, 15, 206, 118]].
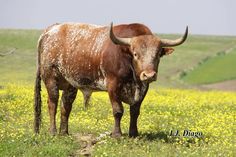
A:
[[140, 71, 157, 82]]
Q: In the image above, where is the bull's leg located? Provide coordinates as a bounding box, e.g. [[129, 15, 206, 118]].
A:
[[129, 103, 141, 137], [45, 79, 59, 135], [107, 79, 123, 138], [111, 100, 123, 138], [81, 89, 92, 110], [60, 85, 77, 135]]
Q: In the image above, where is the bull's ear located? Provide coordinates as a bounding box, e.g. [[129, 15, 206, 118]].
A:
[[160, 48, 174, 57]]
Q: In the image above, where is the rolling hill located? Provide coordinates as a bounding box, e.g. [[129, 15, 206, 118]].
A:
[[0, 29, 236, 88]]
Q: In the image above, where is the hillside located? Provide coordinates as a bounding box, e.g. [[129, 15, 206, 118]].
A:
[[0, 29, 236, 88], [0, 29, 41, 84], [181, 48, 236, 84]]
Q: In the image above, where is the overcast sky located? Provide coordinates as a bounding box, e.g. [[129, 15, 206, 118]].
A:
[[0, 0, 236, 35]]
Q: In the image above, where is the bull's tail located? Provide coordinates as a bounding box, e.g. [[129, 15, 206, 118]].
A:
[[34, 36, 43, 134]]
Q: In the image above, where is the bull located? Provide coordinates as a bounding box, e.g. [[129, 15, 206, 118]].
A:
[[34, 22, 188, 137]]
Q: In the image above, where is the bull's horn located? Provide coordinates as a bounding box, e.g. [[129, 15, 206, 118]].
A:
[[160, 26, 188, 47], [109, 22, 131, 46]]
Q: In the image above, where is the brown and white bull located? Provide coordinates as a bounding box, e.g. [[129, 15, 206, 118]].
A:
[[34, 22, 188, 137]]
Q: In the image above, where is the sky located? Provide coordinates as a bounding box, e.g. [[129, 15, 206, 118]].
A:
[[0, 0, 236, 35]]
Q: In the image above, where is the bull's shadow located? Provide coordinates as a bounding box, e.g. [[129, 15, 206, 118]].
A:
[[137, 131, 200, 145], [139, 131, 169, 142]]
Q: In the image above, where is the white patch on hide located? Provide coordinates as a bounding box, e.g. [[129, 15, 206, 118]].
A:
[[47, 24, 61, 36], [65, 76, 80, 88], [95, 78, 107, 90], [91, 28, 109, 53], [134, 86, 140, 102]]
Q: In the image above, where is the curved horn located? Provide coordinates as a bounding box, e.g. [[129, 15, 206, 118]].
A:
[[109, 22, 131, 46], [161, 26, 188, 47]]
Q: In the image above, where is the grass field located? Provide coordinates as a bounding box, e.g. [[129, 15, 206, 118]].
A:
[[0, 29, 236, 156], [0, 85, 235, 156], [0, 29, 40, 83], [156, 34, 236, 87], [1, 29, 236, 86], [181, 48, 236, 84]]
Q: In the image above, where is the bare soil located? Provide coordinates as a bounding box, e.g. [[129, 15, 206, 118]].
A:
[[73, 132, 110, 157], [72, 133, 97, 157]]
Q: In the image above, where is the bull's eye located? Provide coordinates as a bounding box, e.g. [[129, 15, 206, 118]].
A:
[[133, 52, 138, 59]]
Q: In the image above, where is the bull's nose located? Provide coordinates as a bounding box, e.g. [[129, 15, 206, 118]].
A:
[[140, 71, 157, 82]]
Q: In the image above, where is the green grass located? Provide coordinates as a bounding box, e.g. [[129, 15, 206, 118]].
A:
[[181, 49, 236, 84], [0, 85, 235, 156], [0, 134, 77, 157], [1, 29, 236, 156], [0, 29, 41, 84]]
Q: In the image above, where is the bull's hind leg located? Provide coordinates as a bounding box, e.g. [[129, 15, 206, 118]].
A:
[[60, 85, 77, 135], [45, 79, 59, 135]]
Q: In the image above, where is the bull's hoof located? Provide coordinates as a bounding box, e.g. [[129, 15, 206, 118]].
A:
[[49, 128, 57, 136], [59, 128, 69, 136], [59, 132, 69, 136], [129, 130, 138, 138], [111, 132, 122, 138]]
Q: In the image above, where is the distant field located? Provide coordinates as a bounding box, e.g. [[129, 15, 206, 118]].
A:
[[0, 29, 41, 84], [1, 29, 236, 87], [182, 48, 236, 84], [156, 34, 236, 88]]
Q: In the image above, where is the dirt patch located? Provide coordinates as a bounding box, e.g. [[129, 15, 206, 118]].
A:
[[72, 132, 110, 157], [200, 79, 236, 91], [73, 133, 97, 157]]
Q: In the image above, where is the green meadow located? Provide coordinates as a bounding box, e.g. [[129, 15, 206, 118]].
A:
[[0, 29, 236, 156], [181, 48, 236, 84]]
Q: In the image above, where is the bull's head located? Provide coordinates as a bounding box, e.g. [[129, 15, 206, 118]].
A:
[[110, 22, 188, 83]]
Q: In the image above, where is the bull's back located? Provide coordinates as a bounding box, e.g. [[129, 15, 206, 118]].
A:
[[39, 23, 109, 90]]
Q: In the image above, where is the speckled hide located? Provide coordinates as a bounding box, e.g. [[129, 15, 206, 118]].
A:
[[39, 23, 151, 105], [34, 22, 188, 137], [40, 23, 108, 90]]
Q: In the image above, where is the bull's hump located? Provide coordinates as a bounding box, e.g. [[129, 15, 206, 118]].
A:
[[44, 22, 104, 37], [67, 22, 102, 28], [45, 23, 109, 53], [65, 23, 109, 53]]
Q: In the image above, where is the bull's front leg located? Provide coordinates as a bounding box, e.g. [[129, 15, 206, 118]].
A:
[[129, 103, 141, 137], [107, 78, 123, 138]]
